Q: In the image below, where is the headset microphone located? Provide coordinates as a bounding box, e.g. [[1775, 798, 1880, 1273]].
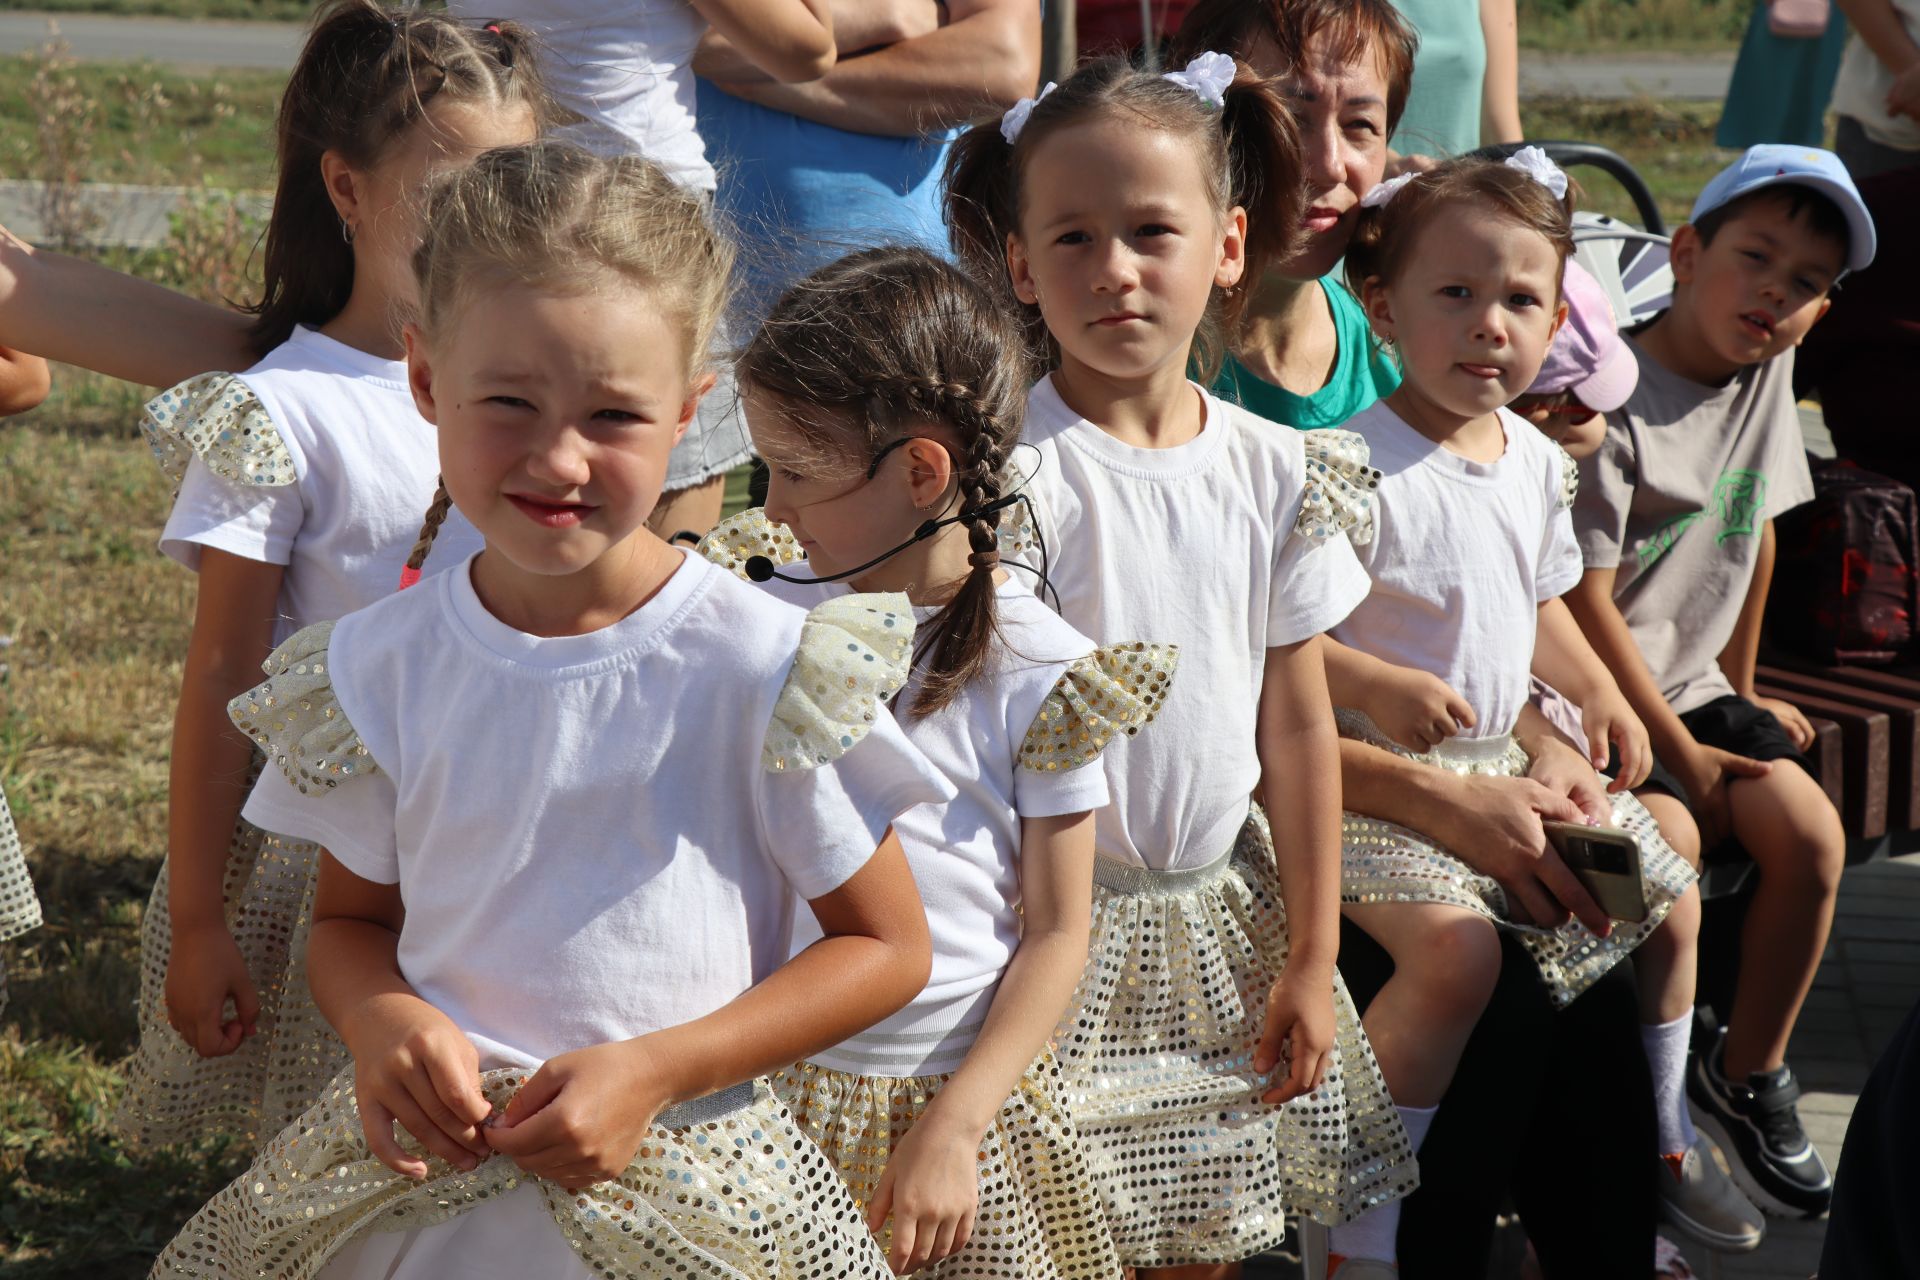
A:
[[743, 494, 1022, 586]]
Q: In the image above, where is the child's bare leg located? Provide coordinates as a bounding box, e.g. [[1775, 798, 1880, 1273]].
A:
[[1345, 902, 1503, 1106], [1722, 762, 1844, 1077], [1635, 790, 1701, 1025]]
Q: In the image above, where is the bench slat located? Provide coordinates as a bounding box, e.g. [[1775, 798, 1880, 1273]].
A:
[[1758, 665, 1920, 831], [1754, 683, 1889, 839]]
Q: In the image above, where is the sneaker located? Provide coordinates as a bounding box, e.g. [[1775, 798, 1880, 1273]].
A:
[[1656, 1138, 1765, 1252], [1687, 1029, 1834, 1217]]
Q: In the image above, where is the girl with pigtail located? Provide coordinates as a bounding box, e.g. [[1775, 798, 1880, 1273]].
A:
[[695, 245, 1172, 1279], [94, 0, 550, 1150], [943, 54, 1415, 1277]]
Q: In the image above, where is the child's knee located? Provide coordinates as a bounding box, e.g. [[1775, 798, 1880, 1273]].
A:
[[1407, 912, 1503, 1013], [1638, 789, 1700, 867], [1656, 883, 1701, 948]]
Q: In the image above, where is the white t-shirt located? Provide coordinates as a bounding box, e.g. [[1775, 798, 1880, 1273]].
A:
[[762, 570, 1108, 1076], [160, 325, 484, 646], [1332, 402, 1585, 739], [457, 0, 713, 192], [1015, 376, 1372, 871], [243, 550, 953, 1073], [1834, 0, 1920, 150]]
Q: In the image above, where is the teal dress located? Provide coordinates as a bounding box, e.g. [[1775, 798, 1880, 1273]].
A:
[[1390, 0, 1486, 158], [1717, 3, 1850, 149], [1212, 279, 1402, 430]]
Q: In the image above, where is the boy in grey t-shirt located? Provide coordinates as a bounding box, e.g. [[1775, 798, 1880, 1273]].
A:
[[1567, 145, 1876, 1226]]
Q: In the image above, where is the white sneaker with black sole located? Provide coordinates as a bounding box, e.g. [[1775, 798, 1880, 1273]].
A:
[[1687, 1028, 1833, 1218]]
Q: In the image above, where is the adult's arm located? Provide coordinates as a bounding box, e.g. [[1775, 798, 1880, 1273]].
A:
[[1837, 0, 1920, 74], [698, 0, 1040, 137], [697, 0, 939, 78], [0, 225, 256, 386], [1479, 0, 1524, 145], [690, 0, 837, 83], [0, 347, 50, 416]]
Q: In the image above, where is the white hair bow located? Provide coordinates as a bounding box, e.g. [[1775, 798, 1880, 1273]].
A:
[[1503, 145, 1569, 199], [1000, 81, 1057, 144], [1360, 172, 1417, 209], [1163, 51, 1236, 107]]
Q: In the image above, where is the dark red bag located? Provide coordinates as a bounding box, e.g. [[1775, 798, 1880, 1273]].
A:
[[1767, 458, 1919, 664]]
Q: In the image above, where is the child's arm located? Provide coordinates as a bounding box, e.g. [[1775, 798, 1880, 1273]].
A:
[[0, 346, 49, 416], [1512, 700, 1613, 825], [690, 0, 836, 83], [163, 550, 287, 1058], [1322, 636, 1477, 753], [309, 854, 495, 1178], [0, 224, 256, 387], [867, 809, 1095, 1273], [1253, 636, 1342, 1104], [1531, 596, 1653, 788], [1564, 567, 1772, 845], [485, 830, 930, 1191], [1717, 519, 1815, 749]]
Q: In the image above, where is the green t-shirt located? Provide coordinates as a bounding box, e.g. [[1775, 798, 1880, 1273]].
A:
[[1212, 278, 1403, 430]]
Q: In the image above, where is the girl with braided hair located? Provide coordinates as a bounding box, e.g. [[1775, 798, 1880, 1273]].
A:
[[696, 245, 1173, 1278], [943, 54, 1414, 1277], [106, 0, 552, 1151]]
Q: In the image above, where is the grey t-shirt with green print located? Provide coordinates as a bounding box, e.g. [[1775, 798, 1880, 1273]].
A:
[[1573, 332, 1814, 715]]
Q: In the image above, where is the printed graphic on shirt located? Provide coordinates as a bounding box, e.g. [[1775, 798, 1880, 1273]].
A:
[[1635, 469, 1769, 568]]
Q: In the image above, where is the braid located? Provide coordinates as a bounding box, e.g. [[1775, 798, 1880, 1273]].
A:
[[403, 479, 454, 583], [909, 381, 1007, 718]]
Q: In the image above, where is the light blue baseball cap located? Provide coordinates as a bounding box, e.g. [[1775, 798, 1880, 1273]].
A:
[[1690, 145, 1876, 275]]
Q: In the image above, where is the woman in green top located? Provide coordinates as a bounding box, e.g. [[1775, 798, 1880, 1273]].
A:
[[1176, 0, 1416, 430]]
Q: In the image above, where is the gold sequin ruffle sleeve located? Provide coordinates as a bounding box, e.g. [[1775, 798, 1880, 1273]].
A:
[[1555, 441, 1580, 510], [140, 372, 297, 494], [697, 507, 805, 579], [1019, 642, 1180, 774], [763, 593, 914, 772], [1296, 429, 1381, 546], [227, 621, 381, 796]]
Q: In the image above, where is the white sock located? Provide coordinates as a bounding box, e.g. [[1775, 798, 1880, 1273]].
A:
[[1326, 1104, 1438, 1263], [1642, 1012, 1698, 1157]]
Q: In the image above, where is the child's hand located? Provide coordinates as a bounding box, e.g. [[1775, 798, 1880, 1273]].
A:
[[1577, 687, 1652, 791], [1365, 665, 1476, 753], [1255, 965, 1335, 1104], [485, 1038, 671, 1192], [164, 922, 258, 1058], [1676, 745, 1773, 849], [1754, 695, 1816, 752], [865, 1108, 980, 1273], [342, 993, 492, 1179], [1523, 734, 1612, 827]]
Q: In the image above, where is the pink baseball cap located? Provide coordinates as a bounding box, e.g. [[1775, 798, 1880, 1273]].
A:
[[1529, 260, 1638, 412]]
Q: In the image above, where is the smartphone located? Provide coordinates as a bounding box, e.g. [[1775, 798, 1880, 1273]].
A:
[[1541, 820, 1649, 923]]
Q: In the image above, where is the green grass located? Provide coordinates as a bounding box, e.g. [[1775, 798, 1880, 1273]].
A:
[[0, 54, 282, 192], [15, 0, 314, 20], [1524, 94, 1734, 229], [1518, 0, 1747, 52]]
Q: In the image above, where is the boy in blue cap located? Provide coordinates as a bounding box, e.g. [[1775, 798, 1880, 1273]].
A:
[[1565, 145, 1875, 1227]]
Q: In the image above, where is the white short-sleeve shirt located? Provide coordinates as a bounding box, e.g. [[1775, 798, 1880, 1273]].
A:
[[1015, 376, 1372, 871], [160, 325, 485, 644], [1332, 402, 1584, 739], [244, 550, 953, 1072], [761, 571, 1107, 1075]]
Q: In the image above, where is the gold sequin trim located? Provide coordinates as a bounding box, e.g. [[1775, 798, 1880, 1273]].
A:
[[1555, 440, 1580, 511], [1019, 642, 1179, 773], [697, 507, 805, 579], [227, 621, 381, 795], [154, 1070, 897, 1280], [763, 593, 914, 772], [768, 1054, 1124, 1279], [1053, 809, 1418, 1265], [141, 372, 297, 493], [1297, 429, 1381, 546]]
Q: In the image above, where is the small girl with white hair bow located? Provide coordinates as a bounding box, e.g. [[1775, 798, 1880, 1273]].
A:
[[1317, 150, 1702, 1275]]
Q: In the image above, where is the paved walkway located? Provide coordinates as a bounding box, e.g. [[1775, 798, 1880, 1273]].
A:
[[0, 9, 1738, 100]]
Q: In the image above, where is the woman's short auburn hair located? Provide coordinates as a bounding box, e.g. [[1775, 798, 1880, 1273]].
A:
[[1173, 0, 1419, 133]]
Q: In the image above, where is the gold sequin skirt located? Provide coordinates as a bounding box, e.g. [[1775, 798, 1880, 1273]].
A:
[[767, 1053, 1123, 1279], [1336, 711, 1698, 1007], [1053, 810, 1417, 1267], [114, 799, 347, 1149], [0, 786, 42, 1013], [154, 1069, 897, 1280]]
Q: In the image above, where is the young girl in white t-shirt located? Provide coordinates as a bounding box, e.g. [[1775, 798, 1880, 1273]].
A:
[[1317, 153, 1707, 1272], [944, 55, 1415, 1275], [157, 142, 952, 1280], [700, 246, 1172, 1278], [105, 3, 549, 1149]]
